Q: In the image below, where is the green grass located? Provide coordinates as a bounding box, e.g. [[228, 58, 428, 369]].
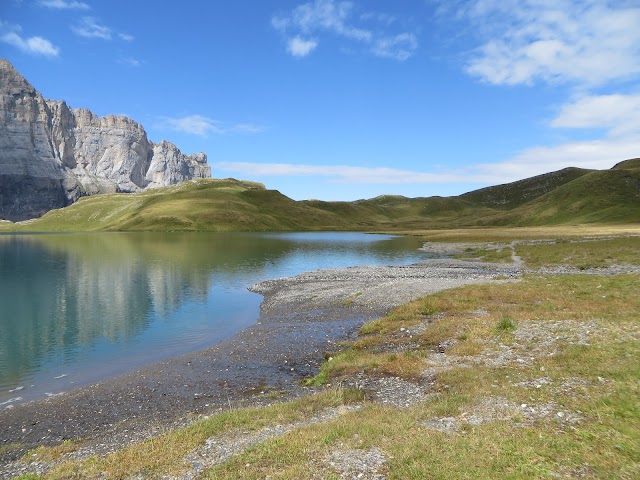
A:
[[1, 160, 638, 232], [496, 315, 516, 332], [459, 166, 592, 209]]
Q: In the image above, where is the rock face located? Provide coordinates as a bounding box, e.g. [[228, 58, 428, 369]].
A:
[[0, 59, 210, 221]]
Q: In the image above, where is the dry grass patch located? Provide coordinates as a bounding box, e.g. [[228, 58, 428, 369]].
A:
[[517, 236, 640, 268], [25, 440, 83, 463], [455, 246, 514, 263], [308, 350, 426, 387], [401, 224, 640, 242], [45, 388, 361, 479]]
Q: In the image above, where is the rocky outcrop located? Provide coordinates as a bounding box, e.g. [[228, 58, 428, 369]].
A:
[[0, 59, 210, 221]]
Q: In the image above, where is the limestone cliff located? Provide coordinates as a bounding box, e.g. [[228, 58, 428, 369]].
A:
[[0, 59, 210, 221]]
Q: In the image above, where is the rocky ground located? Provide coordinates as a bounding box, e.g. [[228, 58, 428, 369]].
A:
[[1, 240, 638, 479]]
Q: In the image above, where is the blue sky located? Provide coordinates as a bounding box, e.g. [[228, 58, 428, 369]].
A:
[[2, 0, 640, 201]]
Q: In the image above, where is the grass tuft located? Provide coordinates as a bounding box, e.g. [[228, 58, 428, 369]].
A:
[[496, 315, 517, 333]]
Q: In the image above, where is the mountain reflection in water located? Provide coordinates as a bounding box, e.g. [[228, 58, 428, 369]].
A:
[[0, 232, 427, 403]]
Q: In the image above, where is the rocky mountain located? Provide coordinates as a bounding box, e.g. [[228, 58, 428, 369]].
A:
[[0, 59, 210, 221]]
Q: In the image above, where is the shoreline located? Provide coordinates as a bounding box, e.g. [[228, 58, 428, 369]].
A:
[[0, 254, 520, 474]]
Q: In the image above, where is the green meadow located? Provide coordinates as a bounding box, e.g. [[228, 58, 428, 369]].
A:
[[2, 159, 638, 233]]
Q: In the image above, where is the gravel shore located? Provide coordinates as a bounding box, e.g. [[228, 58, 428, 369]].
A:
[[0, 250, 519, 476]]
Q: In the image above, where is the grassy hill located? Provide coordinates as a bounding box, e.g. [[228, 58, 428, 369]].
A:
[[459, 167, 592, 209], [475, 160, 640, 226], [0, 179, 356, 232], [1, 160, 638, 232]]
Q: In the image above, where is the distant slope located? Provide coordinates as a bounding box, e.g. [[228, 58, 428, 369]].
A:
[[483, 162, 640, 226], [611, 158, 640, 171], [303, 195, 498, 230], [459, 167, 593, 209], [1, 160, 638, 232]]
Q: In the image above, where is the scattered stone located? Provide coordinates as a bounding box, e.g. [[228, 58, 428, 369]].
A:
[[174, 405, 361, 480], [338, 373, 431, 409], [324, 448, 387, 480], [421, 417, 459, 434]]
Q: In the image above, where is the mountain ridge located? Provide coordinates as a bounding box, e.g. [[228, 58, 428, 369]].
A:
[[0, 59, 210, 221], [1, 159, 638, 232]]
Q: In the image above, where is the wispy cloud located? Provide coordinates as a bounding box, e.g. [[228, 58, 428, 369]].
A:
[[117, 56, 141, 67], [272, 0, 417, 60], [287, 36, 318, 57], [40, 0, 89, 9], [372, 33, 418, 62], [216, 142, 630, 189], [444, 0, 640, 87], [0, 23, 59, 57], [72, 16, 111, 40], [472, 137, 640, 181], [217, 162, 461, 184], [159, 115, 265, 137], [118, 33, 134, 42]]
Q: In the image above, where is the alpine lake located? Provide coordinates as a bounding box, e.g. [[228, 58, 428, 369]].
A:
[[0, 232, 429, 406]]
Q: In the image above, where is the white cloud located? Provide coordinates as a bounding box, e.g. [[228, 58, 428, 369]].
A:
[[118, 33, 134, 42], [452, 0, 640, 86], [551, 94, 640, 136], [217, 133, 637, 188], [287, 36, 318, 57], [472, 136, 640, 181], [72, 16, 112, 40], [162, 115, 222, 136], [0, 31, 59, 57], [217, 162, 460, 184], [274, 0, 371, 41], [272, 0, 417, 60], [40, 0, 89, 9], [160, 115, 264, 137]]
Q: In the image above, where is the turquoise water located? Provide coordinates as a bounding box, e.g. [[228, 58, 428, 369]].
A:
[[0, 232, 428, 405]]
